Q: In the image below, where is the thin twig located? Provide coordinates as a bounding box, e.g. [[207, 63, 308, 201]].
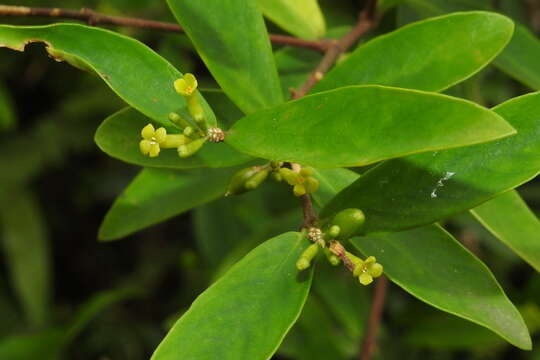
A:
[[292, 2, 377, 228], [0, 5, 329, 52], [359, 276, 388, 360]]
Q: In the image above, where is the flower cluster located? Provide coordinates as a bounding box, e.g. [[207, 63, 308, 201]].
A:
[[295, 208, 383, 286], [139, 73, 224, 159], [276, 166, 319, 197]]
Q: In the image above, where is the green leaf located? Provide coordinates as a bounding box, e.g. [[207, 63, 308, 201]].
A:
[[99, 167, 238, 241], [151, 232, 313, 360], [226, 85, 515, 168], [322, 92, 540, 232], [258, 0, 326, 39], [495, 25, 540, 91], [471, 190, 540, 272], [314, 12, 514, 93], [95, 107, 251, 169], [403, 0, 491, 15], [0, 189, 51, 328], [311, 168, 359, 208], [167, 0, 283, 114], [0, 24, 215, 128], [351, 225, 531, 349], [404, 311, 505, 350], [0, 81, 15, 131]]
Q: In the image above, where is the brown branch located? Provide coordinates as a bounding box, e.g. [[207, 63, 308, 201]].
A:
[[293, 1, 377, 228], [359, 276, 388, 360], [0, 5, 329, 52]]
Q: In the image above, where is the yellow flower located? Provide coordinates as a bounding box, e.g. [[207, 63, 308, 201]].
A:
[[139, 123, 167, 157], [174, 73, 198, 96]]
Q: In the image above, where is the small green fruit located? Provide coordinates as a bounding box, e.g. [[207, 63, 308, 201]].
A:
[[330, 208, 365, 240]]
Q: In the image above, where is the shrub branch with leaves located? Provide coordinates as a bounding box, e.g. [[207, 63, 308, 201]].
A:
[[1, 0, 539, 359]]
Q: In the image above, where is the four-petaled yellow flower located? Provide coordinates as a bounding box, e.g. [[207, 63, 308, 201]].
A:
[[353, 256, 383, 285], [174, 73, 198, 96], [139, 123, 167, 157]]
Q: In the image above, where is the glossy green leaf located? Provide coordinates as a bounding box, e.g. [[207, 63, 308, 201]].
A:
[[351, 225, 531, 349], [471, 190, 540, 272], [405, 312, 504, 350], [167, 0, 283, 114], [258, 0, 326, 39], [99, 167, 238, 241], [0, 24, 215, 128], [0, 189, 51, 328], [0, 81, 15, 131], [152, 232, 313, 360], [311, 168, 359, 208], [314, 12, 514, 93], [403, 0, 491, 15], [495, 25, 540, 91], [323, 92, 540, 232], [227, 85, 515, 168], [95, 107, 251, 169]]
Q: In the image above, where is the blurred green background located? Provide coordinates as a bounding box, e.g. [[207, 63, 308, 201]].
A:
[[0, 0, 539, 359]]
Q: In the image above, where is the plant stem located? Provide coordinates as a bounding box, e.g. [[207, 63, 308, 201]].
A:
[[359, 276, 388, 360], [292, 2, 378, 227], [0, 5, 329, 52]]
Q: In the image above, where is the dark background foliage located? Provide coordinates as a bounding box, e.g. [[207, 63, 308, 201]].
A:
[[0, 0, 539, 359]]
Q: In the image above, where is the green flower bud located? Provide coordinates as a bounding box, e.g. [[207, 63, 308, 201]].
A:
[[271, 172, 283, 182], [330, 208, 366, 240], [296, 243, 319, 271], [177, 137, 207, 158], [169, 112, 192, 130], [245, 169, 270, 190], [327, 225, 340, 239], [226, 167, 259, 196], [323, 248, 341, 266], [296, 257, 311, 271], [183, 126, 195, 137]]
